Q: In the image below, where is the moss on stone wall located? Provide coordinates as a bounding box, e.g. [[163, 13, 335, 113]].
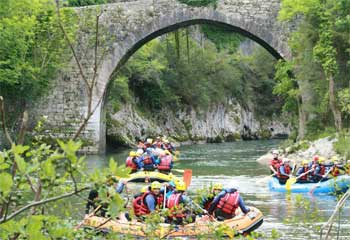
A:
[[225, 132, 241, 142], [177, 0, 218, 7]]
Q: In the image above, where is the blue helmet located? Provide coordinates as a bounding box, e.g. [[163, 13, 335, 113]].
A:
[[169, 181, 176, 188]]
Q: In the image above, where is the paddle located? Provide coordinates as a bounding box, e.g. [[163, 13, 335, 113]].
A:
[[256, 173, 276, 184], [183, 169, 192, 188], [191, 201, 218, 222], [308, 167, 333, 194], [286, 169, 313, 191], [171, 168, 185, 173], [74, 205, 102, 230], [173, 150, 180, 162], [163, 186, 167, 209]]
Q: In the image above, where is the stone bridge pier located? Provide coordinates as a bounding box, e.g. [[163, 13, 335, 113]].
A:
[[36, 0, 294, 153]]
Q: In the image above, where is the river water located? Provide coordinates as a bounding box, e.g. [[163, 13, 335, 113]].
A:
[[86, 140, 350, 239]]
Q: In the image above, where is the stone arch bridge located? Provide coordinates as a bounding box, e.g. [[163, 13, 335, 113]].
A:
[[37, 0, 294, 153]]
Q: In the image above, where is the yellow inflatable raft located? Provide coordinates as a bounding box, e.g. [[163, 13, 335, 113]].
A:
[[121, 171, 180, 183], [82, 206, 263, 238]]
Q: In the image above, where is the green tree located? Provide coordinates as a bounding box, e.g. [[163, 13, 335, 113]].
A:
[[0, 0, 75, 120], [278, 0, 350, 134], [67, 0, 107, 6]]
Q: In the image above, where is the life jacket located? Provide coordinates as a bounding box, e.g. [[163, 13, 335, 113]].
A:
[[277, 164, 291, 179], [318, 165, 326, 175], [217, 191, 240, 215], [154, 141, 162, 148], [163, 144, 174, 153], [158, 155, 172, 170], [144, 142, 152, 149], [167, 192, 185, 218], [298, 167, 309, 180], [126, 156, 138, 170], [331, 166, 340, 177], [270, 159, 281, 171], [143, 155, 153, 165], [133, 191, 163, 216], [203, 196, 214, 211]]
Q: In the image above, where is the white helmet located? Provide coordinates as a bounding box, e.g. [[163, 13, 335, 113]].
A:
[[282, 158, 290, 164], [136, 149, 144, 155], [272, 150, 279, 155]]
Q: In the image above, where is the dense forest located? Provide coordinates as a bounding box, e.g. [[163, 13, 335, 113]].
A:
[[107, 25, 280, 118], [274, 0, 350, 152]]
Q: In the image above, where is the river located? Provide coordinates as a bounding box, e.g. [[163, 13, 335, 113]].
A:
[[86, 140, 350, 239]]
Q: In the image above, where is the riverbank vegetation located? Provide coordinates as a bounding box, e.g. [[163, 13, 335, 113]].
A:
[[275, 0, 350, 142], [0, 0, 75, 130]]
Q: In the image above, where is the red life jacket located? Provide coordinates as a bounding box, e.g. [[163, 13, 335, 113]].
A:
[[143, 155, 153, 165], [217, 191, 240, 215], [126, 157, 138, 170], [155, 141, 162, 148], [158, 155, 172, 170], [270, 159, 281, 171], [132, 191, 163, 216], [298, 167, 309, 180], [331, 166, 340, 177], [277, 164, 291, 179], [144, 142, 151, 149], [167, 192, 185, 218], [319, 165, 326, 175], [203, 197, 214, 211]]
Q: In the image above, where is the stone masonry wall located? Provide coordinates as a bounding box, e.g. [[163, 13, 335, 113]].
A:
[[33, 0, 296, 153]]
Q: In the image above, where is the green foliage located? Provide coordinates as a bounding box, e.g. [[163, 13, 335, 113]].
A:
[[305, 123, 336, 141], [338, 88, 350, 113], [201, 25, 243, 53], [278, 0, 350, 134], [108, 26, 280, 119], [273, 60, 298, 114], [67, 0, 107, 6], [333, 134, 350, 159], [107, 75, 131, 112], [279, 0, 320, 21], [0, 0, 76, 120], [0, 140, 130, 239], [177, 0, 218, 7]]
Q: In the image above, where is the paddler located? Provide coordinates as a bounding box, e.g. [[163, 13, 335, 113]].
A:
[[269, 150, 282, 177], [277, 158, 292, 185], [166, 181, 198, 225], [296, 160, 312, 183], [208, 187, 250, 220], [201, 183, 223, 211], [85, 176, 126, 217], [132, 181, 164, 217]]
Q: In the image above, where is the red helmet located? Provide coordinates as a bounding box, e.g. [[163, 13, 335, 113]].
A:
[[313, 155, 319, 161]]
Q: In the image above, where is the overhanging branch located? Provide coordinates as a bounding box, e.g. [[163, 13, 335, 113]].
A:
[[0, 187, 89, 224]]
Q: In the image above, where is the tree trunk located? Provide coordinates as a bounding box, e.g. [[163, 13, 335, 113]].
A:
[[186, 28, 190, 64], [297, 95, 306, 140], [174, 30, 180, 60], [328, 74, 342, 131]]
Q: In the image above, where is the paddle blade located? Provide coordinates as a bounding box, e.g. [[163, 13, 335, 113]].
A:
[[285, 177, 296, 191], [183, 169, 192, 187]]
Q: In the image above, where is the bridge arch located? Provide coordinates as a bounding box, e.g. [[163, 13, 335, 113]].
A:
[[38, 1, 295, 153]]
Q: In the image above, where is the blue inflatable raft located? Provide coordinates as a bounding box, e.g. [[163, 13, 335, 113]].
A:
[[268, 175, 350, 193]]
